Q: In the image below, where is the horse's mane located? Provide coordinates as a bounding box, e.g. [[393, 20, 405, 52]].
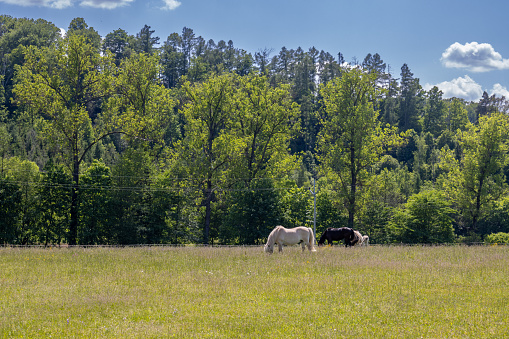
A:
[[353, 230, 362, 242], [266, 225, 283, 246]]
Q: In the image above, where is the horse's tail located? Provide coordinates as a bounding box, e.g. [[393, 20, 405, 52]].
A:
[[308, 228, 317, 251]]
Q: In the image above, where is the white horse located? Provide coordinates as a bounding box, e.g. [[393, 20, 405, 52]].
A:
[[362, 235, 369, 246], [352, 230, 369, 247], [264, 226, 317, 253]]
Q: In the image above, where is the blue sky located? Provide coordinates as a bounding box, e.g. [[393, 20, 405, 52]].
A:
[[2, 0, 509, 101]]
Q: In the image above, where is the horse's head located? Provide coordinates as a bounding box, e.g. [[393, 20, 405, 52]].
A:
[[264, 244, 274, 254]]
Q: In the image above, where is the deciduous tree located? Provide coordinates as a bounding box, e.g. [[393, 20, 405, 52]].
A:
[[318, 68, 400, 229]]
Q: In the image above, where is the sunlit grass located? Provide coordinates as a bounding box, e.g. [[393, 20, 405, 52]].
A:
[[1, 245, 508, 338]]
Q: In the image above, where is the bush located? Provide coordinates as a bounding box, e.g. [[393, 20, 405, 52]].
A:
[[388, 189, 455, 244], [485, 232, 509, 244]]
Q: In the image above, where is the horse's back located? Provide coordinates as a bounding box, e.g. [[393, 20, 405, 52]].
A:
[[278, 226, 312, 245]]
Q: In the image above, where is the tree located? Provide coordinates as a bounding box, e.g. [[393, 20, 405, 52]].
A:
[[220, 73, 301, 243], [221, 179, 281, 244], [79, 159, 112, 245], [105, 52, 178, 146], [108, 149, 151, 245], [318, 68, 400, 229], [37, 161, 70, 246], [398, 64, 423, 132], [389, 189, 455, 243], [14, 35, 114, 245], [423, 86, 446, 136], [161, 33, 184, 88], [229, 73, 301, 184], [255, 48, 272, 74], [2, 157, 41, 244], [102, 28, 135, 66], [176, 73, 237, 244], [66, 17, 101, 52], [362, 53, 386, 74], [439, 113, 509, 235], [317, 50, 341, 85], [180, 27, 196, 75], [475, 91, 504, 123], [15, 36, 174, 245], [135, 24, 159, 54], [446, 98, 469, 132], [0, 15, 60, 113]]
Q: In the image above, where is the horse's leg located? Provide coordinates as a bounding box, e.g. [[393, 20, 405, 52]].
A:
[[301, 242, 306, 251], [278, 243, 283, 252]]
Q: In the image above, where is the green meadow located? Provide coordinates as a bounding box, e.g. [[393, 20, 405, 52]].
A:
[[1, 245, 508, 338]]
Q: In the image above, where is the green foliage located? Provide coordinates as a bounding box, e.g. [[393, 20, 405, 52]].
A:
[[477, 195, 509, 236], [485, 232, 509, 244], [315, 186, 348, 235], [79, 160, 112, 245], [66, 17, 101, 52], [423, 86, 446, 136], [37, 161, 70, 246], [439, 113, 509, 234], [102, 28, 135, 66], [220, 179, 281, 244], [279, 185, 312, 228], [446, 98, 469, 132], [228, 73, 301, 182], [318, 67, 401, 228], [398, 64, 424, 132], [0, 157, 41, 244], [4, 17, 509, 245], [388, 189, 455, 243], [108, 149, 152, 245], [0, 179, 21, 243], [0, 15, 60, 112]]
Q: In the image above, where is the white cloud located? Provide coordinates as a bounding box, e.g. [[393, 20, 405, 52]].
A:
[[491, 84, 509, 98], [441, 42, 509, 72], [79, 0, 133, 9], [425, 76, 509, 101], [0, 0, 72, 8], [161, 0, 181, 10], [425, 75, 483, 101]]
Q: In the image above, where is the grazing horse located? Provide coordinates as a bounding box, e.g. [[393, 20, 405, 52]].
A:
[[264, 226, 317, 254], [318, 227, 355, 247], [351, 230, 370, 246], [362, 235, 369, 246]]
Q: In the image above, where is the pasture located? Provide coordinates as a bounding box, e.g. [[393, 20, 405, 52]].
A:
[[1, 245, 508, 338]]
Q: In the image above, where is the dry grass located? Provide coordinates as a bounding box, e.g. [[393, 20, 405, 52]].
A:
[[1, 245, 508, 338]]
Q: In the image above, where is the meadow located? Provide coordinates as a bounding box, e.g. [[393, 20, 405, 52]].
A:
[[1, 245, 508, 338]]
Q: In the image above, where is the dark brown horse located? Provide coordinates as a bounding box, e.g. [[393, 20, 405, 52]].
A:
[[318, 227, 355, 247]]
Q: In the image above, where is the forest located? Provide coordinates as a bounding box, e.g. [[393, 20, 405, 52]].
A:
[[2, 15, 509, 246]]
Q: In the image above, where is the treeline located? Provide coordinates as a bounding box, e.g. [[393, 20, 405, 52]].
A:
[[2, 15, 509, 246]]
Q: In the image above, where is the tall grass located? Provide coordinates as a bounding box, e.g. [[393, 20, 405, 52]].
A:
[[1, 245, 508, 338]]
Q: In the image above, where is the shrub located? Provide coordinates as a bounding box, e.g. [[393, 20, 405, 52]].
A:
[[485, 232, 509, 244]]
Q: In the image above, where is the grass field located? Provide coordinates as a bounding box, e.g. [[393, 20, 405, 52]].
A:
[[1, 245, 508, 338]]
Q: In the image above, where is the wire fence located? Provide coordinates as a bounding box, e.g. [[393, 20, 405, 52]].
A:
[[1, 242, 507, 249]]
